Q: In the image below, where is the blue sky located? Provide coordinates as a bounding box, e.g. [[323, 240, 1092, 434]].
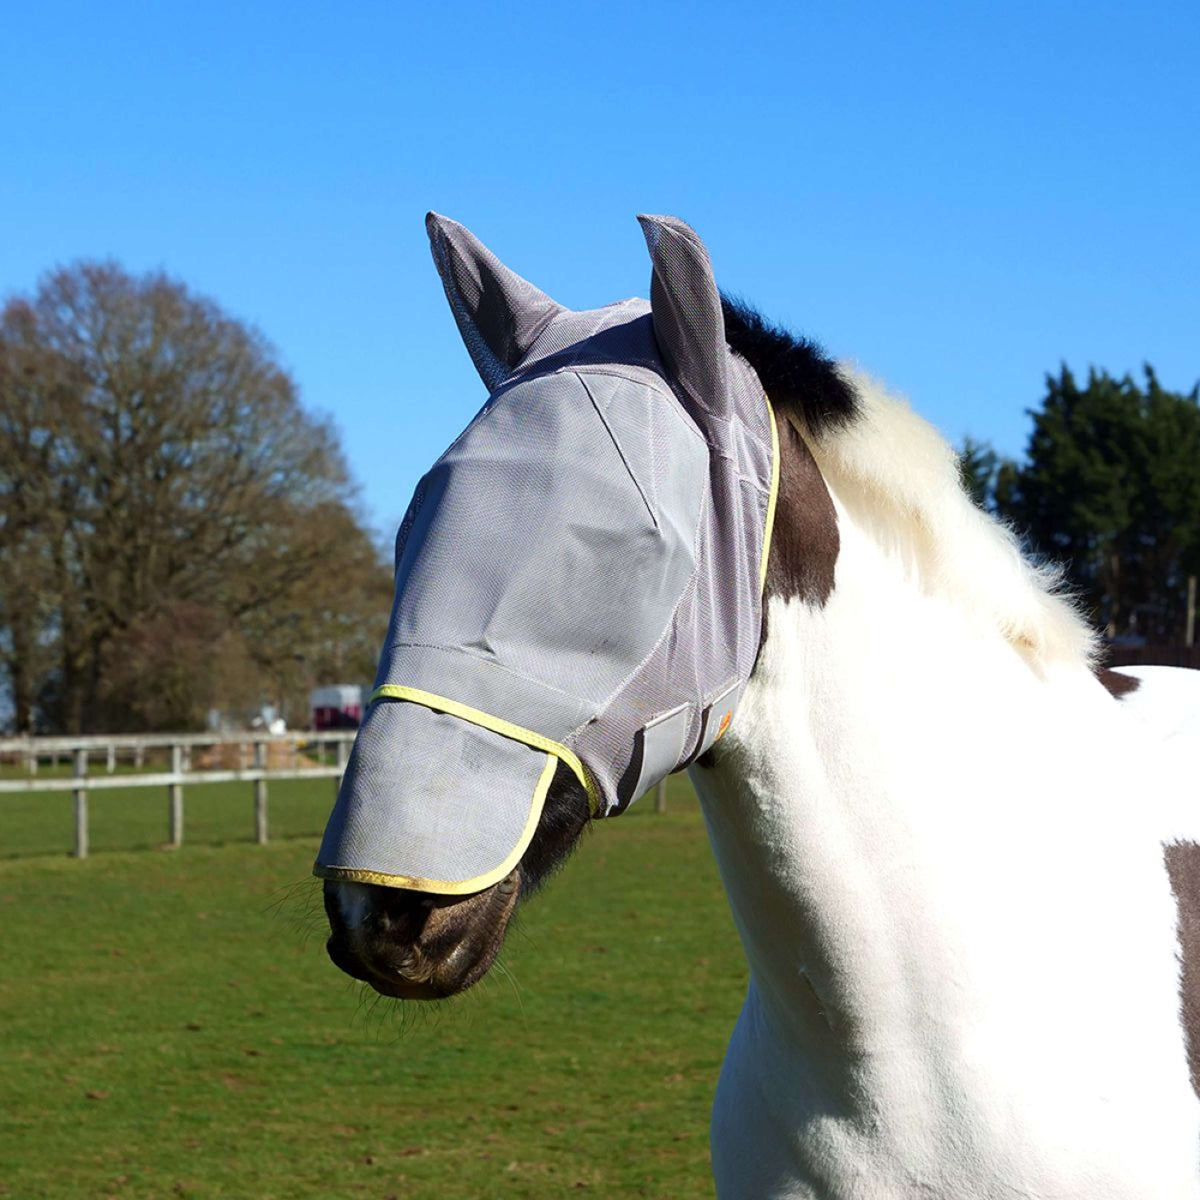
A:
[[3, 1, 1197, 539]]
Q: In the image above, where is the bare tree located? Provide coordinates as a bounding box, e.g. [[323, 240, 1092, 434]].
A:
[[0, 303, 83, 730], [0, 262, 391, 732]]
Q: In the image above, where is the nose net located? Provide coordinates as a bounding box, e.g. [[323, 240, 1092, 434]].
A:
[[316, 699, 557, 893]]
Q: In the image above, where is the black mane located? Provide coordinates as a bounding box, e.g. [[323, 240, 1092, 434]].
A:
[[720, 295, 860, 436]]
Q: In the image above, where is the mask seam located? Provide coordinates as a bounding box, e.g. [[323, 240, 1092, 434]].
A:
[[576, 372, 659, 529], [382, 640, 592, 709]]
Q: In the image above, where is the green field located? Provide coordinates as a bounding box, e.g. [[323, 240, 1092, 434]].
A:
[[0, 776, 745, 1198]]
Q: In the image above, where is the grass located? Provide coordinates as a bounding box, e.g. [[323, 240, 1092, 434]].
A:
[[0, 776, 745, 1198]]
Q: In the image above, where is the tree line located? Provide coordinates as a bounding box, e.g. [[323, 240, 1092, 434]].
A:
[[961, 365, 1200, 645], [0, 262, 393, 734]]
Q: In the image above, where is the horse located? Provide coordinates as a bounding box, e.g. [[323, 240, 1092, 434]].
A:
[[318, 213, 1200, 1198]]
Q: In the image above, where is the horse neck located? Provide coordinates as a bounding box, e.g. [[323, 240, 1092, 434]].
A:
[[689, 495, 1195, 1164]]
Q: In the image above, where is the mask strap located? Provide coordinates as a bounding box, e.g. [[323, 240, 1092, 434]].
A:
[[759, 393, 780, 596]]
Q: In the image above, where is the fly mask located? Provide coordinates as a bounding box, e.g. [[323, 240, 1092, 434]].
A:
[[314, 213, 779, 893]]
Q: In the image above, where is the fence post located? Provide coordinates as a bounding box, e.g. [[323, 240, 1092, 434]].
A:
[[134, 744, 144, 770], [254, 741, 268, 845], [106, 743, 116, 774], [73, 748, 89, 859], [28, 744, 37, 775], [168, 744, 183, 847], [655, 779, 667, 814]]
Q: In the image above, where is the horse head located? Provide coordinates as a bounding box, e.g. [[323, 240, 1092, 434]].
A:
[[319, 213, 817, 997]]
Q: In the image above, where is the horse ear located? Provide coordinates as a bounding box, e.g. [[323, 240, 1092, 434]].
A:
[[637, 214, 729, 416], [426, 213, 566, 391]]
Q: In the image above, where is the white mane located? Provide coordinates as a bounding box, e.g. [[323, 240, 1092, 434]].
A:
[[791, 365, 1099, 674]]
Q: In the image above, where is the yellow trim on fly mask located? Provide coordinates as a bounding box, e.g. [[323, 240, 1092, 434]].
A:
[[707, 394, 778, 748], [366, 683, 602, 816], [313, 751, 557, 895], [759, 394, 780, 595]]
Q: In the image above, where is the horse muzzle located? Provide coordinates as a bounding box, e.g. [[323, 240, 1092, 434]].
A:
[[323, 875, 520, 999]]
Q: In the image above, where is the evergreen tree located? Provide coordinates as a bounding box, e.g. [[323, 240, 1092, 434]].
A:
[[958, 435, 1000, 510], [963, 366, 1200, 641]]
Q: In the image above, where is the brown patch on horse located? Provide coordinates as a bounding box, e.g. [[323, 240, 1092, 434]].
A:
[[764, 415, 839, 608], [717, 296, 845, 612], [1096, 667, 1141, 699], [697, 417, 840, 770], [1165, 843, 1200, 1098]]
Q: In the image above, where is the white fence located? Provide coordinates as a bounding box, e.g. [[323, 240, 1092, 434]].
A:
[[0, 730, 358, 858]]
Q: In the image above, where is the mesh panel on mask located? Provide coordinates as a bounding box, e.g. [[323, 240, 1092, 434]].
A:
[[379, 366, 708, 717]]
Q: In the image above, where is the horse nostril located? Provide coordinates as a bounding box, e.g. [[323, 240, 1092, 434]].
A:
[[324, 927, 374, 983], [322, 881, 436, 971], [323, 879, 374, 935], [364, 883, 435, 940]]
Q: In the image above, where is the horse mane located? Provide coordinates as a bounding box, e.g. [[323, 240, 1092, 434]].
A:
[[721, 295, 860, 437], [721, 298, 1098, 674]]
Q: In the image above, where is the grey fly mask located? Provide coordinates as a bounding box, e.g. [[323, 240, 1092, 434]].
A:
[[314, 213, 779, 893]]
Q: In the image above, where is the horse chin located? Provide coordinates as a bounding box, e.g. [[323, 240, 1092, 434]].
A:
[[323, 873, 520, 1000]]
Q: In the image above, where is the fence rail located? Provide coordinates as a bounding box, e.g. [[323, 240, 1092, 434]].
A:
[[0, 728, 357, 754], [0, 731, 357, 858], [1, 730, 675, 860]]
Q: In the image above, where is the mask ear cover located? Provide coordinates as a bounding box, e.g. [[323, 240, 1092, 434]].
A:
[[427, 212, 565, 391], [638, 214, 729, 423]]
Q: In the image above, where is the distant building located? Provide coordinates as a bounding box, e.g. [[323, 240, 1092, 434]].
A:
[[207, 703, 286, 733], [310, 685, 364, 730]]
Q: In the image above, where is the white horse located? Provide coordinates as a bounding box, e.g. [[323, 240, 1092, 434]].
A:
[[695, 376, 1200, 1198], [321, 215, 1200, 1198]]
